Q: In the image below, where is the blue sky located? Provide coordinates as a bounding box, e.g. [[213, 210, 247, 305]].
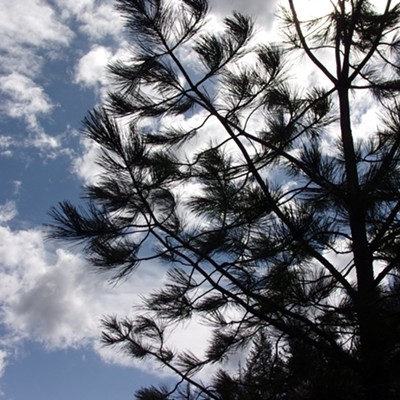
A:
[[0, 0, 282, 398]]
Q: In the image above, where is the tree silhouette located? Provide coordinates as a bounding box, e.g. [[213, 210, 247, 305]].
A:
[[49, 0, 400, 398], [132, 328, 364, 399]]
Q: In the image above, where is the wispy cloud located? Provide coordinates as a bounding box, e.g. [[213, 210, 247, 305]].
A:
[[0, 202, 18, 225], [0, 73, 53, 129], [0, 350, 8, 379], [0, 73, 60, 154]]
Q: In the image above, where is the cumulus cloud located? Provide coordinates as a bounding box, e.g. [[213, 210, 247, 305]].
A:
[[78, 2, 123, 39], [56, 0, 94, 17], [0, 0, 72, 87], [0, 226, 121, 349], [73, 44, 131, 104], [55, 0, 122, 40], [0, 215, 179, 374], [8, 248, 99, 349], [0, 0, 73, 50], [0, 212, 219, 381], [74, 46, 113, 89]]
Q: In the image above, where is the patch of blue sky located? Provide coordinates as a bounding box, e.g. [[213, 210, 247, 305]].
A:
[[1, 341, 171, 400]]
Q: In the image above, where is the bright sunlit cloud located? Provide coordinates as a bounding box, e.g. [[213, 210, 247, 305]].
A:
[[0, 0, 73, 49]]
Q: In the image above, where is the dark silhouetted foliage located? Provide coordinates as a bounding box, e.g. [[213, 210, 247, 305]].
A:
[[49, 1, 400, 399]]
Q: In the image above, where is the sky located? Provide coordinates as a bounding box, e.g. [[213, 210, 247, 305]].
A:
[[0, 0, 280, 399], [0, 0, 390, 399]]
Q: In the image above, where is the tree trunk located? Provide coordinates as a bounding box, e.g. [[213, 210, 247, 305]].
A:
[[338, 85, 390, 400]]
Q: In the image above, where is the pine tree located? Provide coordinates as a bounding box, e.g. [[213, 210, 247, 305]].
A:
[[49, 1, 400, 398], [222, 330, 287, 400]]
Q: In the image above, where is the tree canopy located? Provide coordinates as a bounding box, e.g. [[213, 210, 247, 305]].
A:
[[49, 0, 400, 399]]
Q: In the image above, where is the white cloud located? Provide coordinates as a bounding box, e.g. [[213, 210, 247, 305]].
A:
[[0, 47, 44, 79], [72, 138, 102, 185], [9, 249, 98, 349], [0, 216, 219, 382], [0, 227, 105, 348], [0, 350, 8, 379], [0, 73, 53, 128], [0, 0, 73, 50], [73, 44, 130, 103], [0, 136, 15, 157], [0, 0, 77, 157], [79, 2, 123, 39], [0, 202, 18, 225], [210, 0, 278, 30], [55, 0, 94, 17], [0, 222, 171, 370], [74, 46, 113, 88], [55, 0, 122, 40], [0, 72, 61, 153]]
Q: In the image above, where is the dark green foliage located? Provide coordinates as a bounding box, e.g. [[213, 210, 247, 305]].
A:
[[48, 1, 400, 399]]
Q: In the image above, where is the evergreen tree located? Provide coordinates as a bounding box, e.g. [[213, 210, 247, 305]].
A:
[[213, 331, 288, 400], [133, 331, 288, 400], [48, 0, 400, 398], [131, 328, 363, 399]]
